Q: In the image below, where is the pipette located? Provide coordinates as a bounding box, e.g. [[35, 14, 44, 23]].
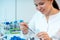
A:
[[20, 20, 35, 34]]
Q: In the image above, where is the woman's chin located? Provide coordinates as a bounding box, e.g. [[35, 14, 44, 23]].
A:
[[41, 11, 48, 15]]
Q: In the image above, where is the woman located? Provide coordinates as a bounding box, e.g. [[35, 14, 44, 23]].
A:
[[20, 0, 60, 40]]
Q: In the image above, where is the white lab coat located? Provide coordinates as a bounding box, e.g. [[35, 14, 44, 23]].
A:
[[27, 11, 60, 40]]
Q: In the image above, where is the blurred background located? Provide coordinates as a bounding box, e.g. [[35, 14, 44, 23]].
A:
[[0, 0, 60, 40]]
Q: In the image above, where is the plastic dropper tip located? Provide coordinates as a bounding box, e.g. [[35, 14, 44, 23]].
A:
[[20, 20, 24, 23]]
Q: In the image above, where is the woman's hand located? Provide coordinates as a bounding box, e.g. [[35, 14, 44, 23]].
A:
[[36, 32, 52, 40], [20, 22, 28, 35]]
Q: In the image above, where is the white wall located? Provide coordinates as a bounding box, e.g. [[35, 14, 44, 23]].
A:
[[0, 0, 15, 22], [0, 0, 60, 22], [0, 0, 36, 22], [17, 0, 36, 22]]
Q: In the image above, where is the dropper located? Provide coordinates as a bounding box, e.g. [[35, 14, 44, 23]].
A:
[[20, 20, 35, 34]]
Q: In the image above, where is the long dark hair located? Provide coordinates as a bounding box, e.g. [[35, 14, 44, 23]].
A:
[[52, 0, 59, 10]]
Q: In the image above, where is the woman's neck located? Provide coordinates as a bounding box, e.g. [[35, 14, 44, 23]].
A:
[[49, 7, 59, 16], [46, 6, 59, 16], [45, 7, 59, 23]]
